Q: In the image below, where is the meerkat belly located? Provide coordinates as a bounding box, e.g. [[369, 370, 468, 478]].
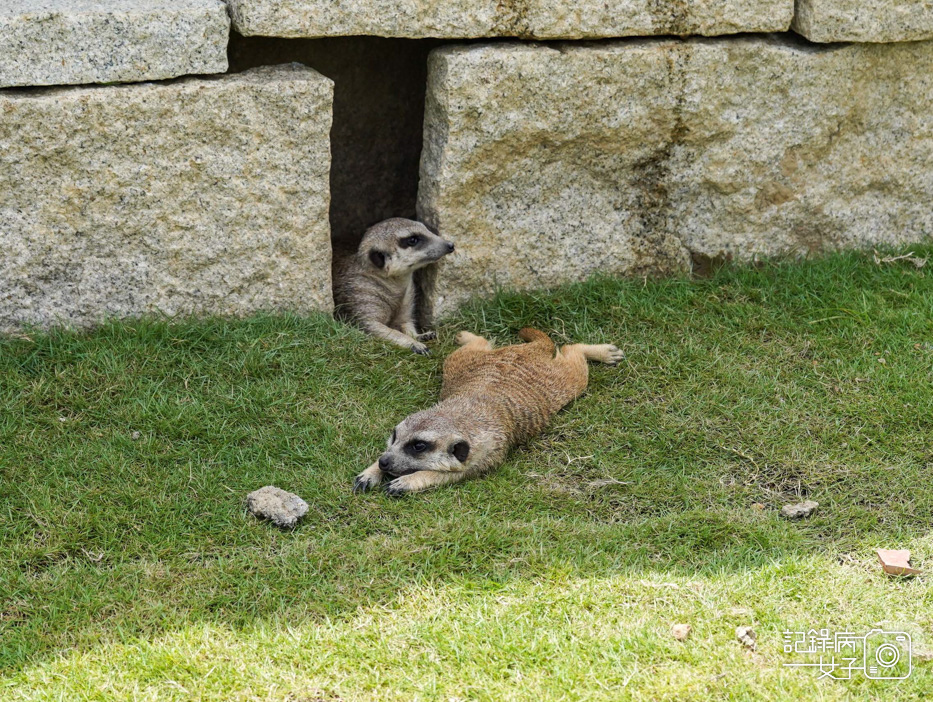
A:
[[388, 279, 416, 331]]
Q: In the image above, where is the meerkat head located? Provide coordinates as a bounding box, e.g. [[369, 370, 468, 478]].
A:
[[376, 409, 472, 477], [357, 218, 455, 278]]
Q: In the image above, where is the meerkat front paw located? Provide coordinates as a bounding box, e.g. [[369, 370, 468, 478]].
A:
[[384, 476, 413, 497], [417, 331, 437, 342], [410, 342, 431, 356], [455, 331, 479, 346], [353, 463, 384, 493]]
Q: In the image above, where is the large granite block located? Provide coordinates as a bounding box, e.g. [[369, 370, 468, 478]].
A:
[[793, 0, 933, 43], [226, 0, 792, 39], [418, 38, 933, 312], [0, 65, 334, 332], [0, 0, 229, 89]]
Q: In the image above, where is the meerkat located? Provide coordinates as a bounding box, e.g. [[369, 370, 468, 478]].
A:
[[333, 218, 455, 354], [353, 327, 624, 496]]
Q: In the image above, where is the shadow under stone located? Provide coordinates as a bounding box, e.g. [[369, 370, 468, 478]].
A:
[[228, 34, 442, 251]]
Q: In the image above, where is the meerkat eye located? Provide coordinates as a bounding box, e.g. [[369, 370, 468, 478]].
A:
[[450, 441, 470, 463], [400, 235, 421, 249], [413, 441, 428, 453], [391, 429, 397, 443]]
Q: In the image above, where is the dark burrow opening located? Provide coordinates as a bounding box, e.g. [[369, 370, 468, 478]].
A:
[[228, 34, 443, 254]]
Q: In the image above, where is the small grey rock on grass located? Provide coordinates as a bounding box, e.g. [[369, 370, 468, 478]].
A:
[[246, 486, 308, 529], [780, 500, 819, 520], [671, 623, 692, 641], [736, 626, 757, 650]]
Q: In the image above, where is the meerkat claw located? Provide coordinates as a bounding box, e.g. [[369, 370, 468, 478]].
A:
[[353, 463, 385, 493], [411, 343, 430, 356], [384, 479, 411, 498], [417, 331, 437, 342]]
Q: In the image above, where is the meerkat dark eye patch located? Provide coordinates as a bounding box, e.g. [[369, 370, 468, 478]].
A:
[[405, 439, 433, 456], [450, 441, 470, 463], [399, 235, 421, 249], [368, 250, 386, 269]]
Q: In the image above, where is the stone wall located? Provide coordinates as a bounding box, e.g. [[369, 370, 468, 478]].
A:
[[0, 66, 333, 332], [793, 0, 933, 43], [1, 0, 932, 330], [0, 1, 229, 88], [224, 0, 793, 39], [418, 37, 933, 311]]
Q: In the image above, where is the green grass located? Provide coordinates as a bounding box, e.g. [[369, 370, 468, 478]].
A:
[[1, 249, 932, 700]]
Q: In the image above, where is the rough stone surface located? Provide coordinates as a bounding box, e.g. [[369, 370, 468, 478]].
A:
[[780, 500, 819, 519], [0, 65, 334, 332], [793, 0, 933, 43], [418, 41, 693, 311], [226, 0, 792, 39], [0, 0, 229, 89], [418, 38, 933, 312], [246, 486, 309, 529]]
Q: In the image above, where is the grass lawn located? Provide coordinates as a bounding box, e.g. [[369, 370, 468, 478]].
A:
[[1, 249, 932, 700]]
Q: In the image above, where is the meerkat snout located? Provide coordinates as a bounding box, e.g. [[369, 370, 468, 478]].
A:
[[375, 413, 473, 479], [363, 220, 455, 278]]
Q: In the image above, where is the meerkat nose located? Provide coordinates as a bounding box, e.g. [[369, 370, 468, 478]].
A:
[[378, 455, 391, 470], [446, 242, 455, 252]]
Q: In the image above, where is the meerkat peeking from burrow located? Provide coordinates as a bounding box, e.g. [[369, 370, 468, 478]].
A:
[[333, 218, 455, 355], [354, 327, 623, 496]]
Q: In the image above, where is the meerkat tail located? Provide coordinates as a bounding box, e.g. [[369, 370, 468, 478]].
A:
[[518, 327, 556, 351]]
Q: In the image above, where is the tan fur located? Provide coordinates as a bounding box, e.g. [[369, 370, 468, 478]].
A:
[[333, 218, 454, 354], [354, 328, 623, 495]]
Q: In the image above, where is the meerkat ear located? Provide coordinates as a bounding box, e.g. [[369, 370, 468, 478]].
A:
[[450, 441, 470, 463], [368, 250, 386, 269]]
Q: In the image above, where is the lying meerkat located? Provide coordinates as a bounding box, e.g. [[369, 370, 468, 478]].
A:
[[333, 218, 455, 355], [354, 327, 623, 496]]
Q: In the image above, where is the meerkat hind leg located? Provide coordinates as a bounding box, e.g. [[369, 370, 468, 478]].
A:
[[582, 343, 624, 365], [555, 343, 624, 396], [565, 343, 624, 365]]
